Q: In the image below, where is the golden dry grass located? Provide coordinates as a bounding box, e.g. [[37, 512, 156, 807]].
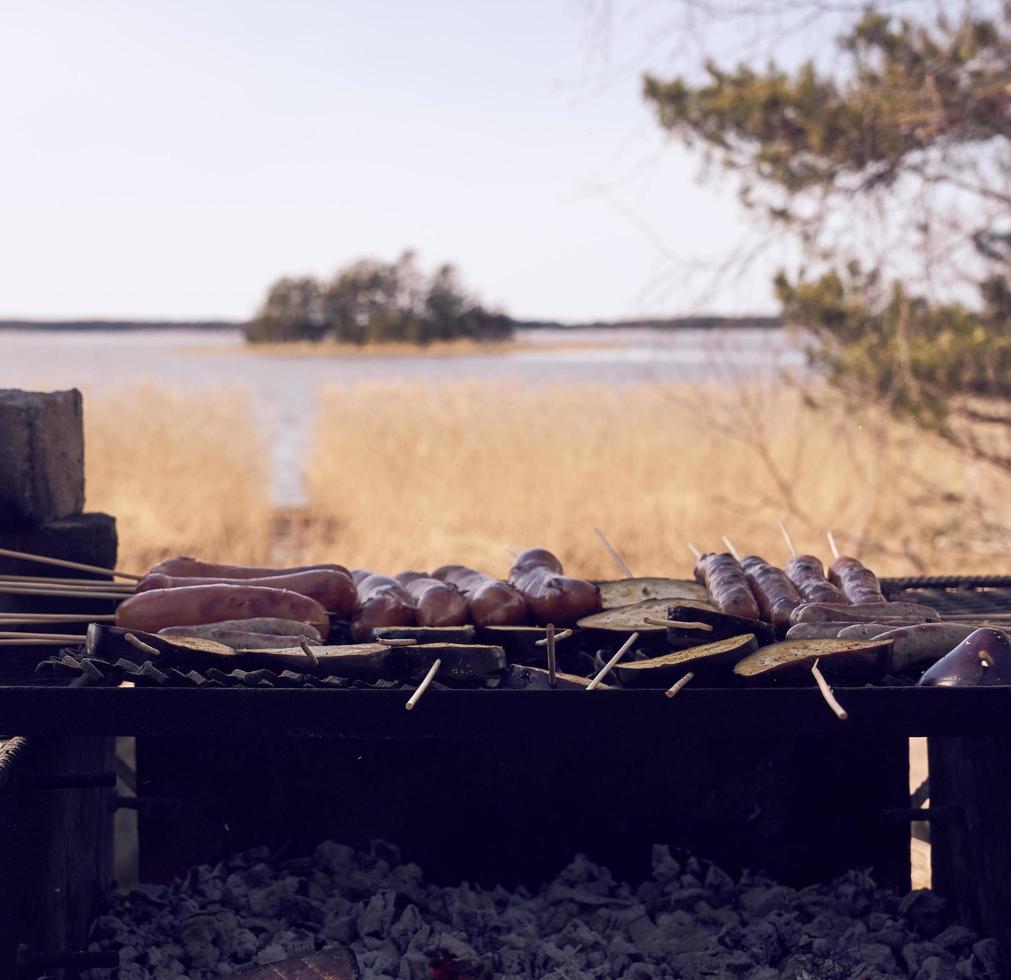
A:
[[82, 379, 1010, 582], [298, 380, 1011, 579], [83, 383, 274, 574]]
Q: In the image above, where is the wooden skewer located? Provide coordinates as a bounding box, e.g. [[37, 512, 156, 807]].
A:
[[0, 638, 77, 646], [826, 531, 840, 560], [405, 658, 441, 711], [0, 585, 128, 600], [587, 632, 639, 691], [504, 545, 519, 559], [665, 672, 695, 698], [124, 633, 159, 657], [593, 528, 635, 578], [721, 536, 740, 560], [535, 628, 573, 647], [0, 574, 133, 588], [643, 617, 714, 632], [0, 546, 142, 581], [299, 638, 320, 669], [376, 637, 418, 647], [0, 631, 85, 641], [779, 520, 798, 558], [686, 542, 702, 559], [0, 613, 114, 623], [545, 624, 557, 688], [0, 579, 134, 593], [811, 659, 847, 721]]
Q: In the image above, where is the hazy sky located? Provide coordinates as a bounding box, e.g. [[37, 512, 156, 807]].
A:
[[0, 1, 794, 321]]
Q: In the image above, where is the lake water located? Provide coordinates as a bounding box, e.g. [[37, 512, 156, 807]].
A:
[[0, 327, 804, 505]]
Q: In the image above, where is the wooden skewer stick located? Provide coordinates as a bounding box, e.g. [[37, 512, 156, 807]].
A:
[[0, 579, 134, 593], [0, 613, 115, 623], [299, 638, 320, 669], [405, 658, 441, 711], [376, 637, 418, 647], [778, 520, 798, 558], [0, 585, 128, 600], [643, 617, 714, 632], [0, 574, 133, 588], [504, 545, 519, 559], [721, 536, 740, 560], [686, 542, 702, 559], [665, 672, 695, 699], [545, 624, 557, 688], [826, 531, 840, 560], [0, 638, 77, 646], [0, 546, 142, 581], [0, 631, 86, 641], [811, 659, 847, 721], [534, 628, 573, 647], [124, 633, 159, 658], [587, 632, 639, 691], [593, 528, 634, 578]]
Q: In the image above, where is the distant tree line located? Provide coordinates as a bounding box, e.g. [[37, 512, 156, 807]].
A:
[[247, 251, 513, 345]]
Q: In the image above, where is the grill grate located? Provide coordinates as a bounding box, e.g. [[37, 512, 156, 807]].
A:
[[881, 576, 1011, 617]]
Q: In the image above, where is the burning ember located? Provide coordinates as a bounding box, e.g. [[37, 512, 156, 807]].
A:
[[82, 840, 1004, 979]]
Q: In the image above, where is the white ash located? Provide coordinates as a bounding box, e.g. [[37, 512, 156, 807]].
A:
[[82, 840, 1005, 980]]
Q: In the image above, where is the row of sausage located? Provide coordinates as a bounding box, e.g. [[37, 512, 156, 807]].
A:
[[114, 548, 603, 637]]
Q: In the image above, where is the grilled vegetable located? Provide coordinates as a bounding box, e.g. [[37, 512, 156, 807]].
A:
[[577, 599, 682, 647], [789, 601, 939, 626], [373, 625, 477, 645], [918, 629, 1011, 687], [161, 617, 322, 641], [882, 623, 1010, 673], [475, 625, 559, 665], [500, 664, 609, 690], [595, 577, 711, 609], [615, 634, 758, 688], [397, 643, 507, 685], [733, 637, 892, 685], [666, 602, 776, 646]]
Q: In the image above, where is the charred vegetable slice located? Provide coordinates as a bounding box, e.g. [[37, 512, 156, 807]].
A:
[[373, 625, 477, 645], [615, 634, 758, 688], [500, 664, 609, 690], [396, 643, 507, 685], [578, 599, 686, 646], [666, 602, 776, 646], [595, 577, 711, 609], [733, 637, 892, 685], [918, 628, 1011, 686], [476, 625, 558, 664]]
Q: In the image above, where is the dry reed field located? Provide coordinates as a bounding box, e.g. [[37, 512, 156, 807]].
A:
[[83, 380, 1009, 579], [84, 383, 274, 574]]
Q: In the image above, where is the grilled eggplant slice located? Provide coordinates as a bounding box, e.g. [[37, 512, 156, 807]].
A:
[[396, 643, 507, 685], [475, 625, 556, 664], [918, 628, 1011, 686], [373, 625, 477, 645], [577, 599, 685, 647], [733, 638, 892, 685], [615, 634, 758, 688], [666, 602, 776, 646], [500, 664, 609, 690], [595, 577, 711, 610]]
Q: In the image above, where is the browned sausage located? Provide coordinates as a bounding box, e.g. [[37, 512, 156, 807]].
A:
[[432, 565, 528, 627], [507, 548, 601, 626], [150, 557, 351, 579], [827, 555, 887, 604], [784, 555, 849, 605], [740, 555, 802, 628], [351, 573, 416, 641], [394, 572, 469, 627], [136, 569, 357, 616], [693, 554, 713, 585], [696, 552, 761, 621], [115, 584, 330, 633]]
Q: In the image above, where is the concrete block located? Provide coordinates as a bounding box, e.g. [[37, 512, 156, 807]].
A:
[[0, 388, 84, 525]]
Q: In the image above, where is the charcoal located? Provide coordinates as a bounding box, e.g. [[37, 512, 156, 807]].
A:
[[81, 839, 1003, 980]]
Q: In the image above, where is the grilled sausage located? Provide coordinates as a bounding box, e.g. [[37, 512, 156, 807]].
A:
[[351, 573, 416, 641], [116, 584, 330, 633], [508, 548, 601, 626], [394, 572, 470, 627], [790, 601, 940, 626], [740, 555, 802, 628], [431, 565, 528, 627], [137, 569, 356, 616], [827, 555, 886, 604], [784, 555, 849, 605], [150, 557, 351, 579], [695, 552, 760, 621]]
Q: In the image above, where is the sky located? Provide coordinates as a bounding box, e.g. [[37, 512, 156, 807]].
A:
[[0, 0, 802, 321]]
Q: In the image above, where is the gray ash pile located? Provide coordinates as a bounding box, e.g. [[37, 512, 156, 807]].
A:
[[82, 841, 1004, 980]]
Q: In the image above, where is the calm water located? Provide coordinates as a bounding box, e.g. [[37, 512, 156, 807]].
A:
[[0, 327, 804, 505]]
